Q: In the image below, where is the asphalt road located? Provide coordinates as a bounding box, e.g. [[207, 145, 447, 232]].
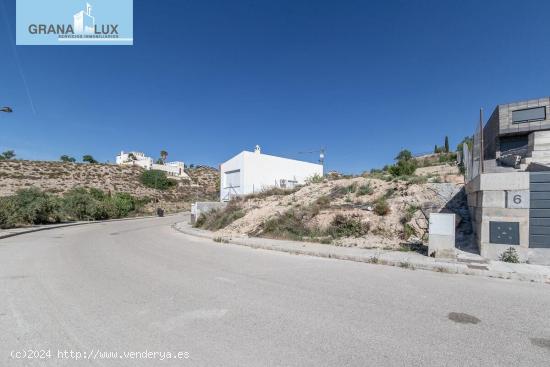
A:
[[1, 215, 549, 366]]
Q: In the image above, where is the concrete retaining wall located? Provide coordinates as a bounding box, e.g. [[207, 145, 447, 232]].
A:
[[190, 202, 227, 224], [466, 172, 550, 264]]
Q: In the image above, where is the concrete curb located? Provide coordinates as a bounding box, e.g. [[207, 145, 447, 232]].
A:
[[173, 222, 550, 285], [0, 213, 182, 240]]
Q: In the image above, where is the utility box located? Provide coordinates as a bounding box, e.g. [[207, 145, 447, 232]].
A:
[[428, 213, 456, 258]]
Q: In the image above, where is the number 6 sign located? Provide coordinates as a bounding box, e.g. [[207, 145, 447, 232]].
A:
[[507, 191, 529, 209]]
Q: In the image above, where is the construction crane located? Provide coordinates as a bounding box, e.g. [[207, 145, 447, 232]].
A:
[[297, 147, 325, 167]]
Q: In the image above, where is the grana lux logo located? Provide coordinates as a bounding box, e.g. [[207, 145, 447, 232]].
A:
[[28, 2, 119, 38]]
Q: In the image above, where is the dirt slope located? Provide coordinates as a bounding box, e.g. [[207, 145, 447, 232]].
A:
[[215, 171, 470, 250], [0, 160, 219, 212]]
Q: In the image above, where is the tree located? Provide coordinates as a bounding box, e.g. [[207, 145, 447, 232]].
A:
[[160, 150, 168, 164], [434, 145, 438, 154], [444, 136, 449, 153], [395, 149, 412, 162], [60, 155, 76, 163], [82, 155, 98, 164], [388, 149, 417, 176], [140, 170, 176, 190], [127, 153, 137, 161], [0, 150, 16, 160]]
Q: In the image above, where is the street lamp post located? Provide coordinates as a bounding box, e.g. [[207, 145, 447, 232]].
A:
[[1, 107, 13, 113]]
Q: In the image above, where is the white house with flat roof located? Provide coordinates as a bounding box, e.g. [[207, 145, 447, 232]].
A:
[[220, 145, 323, 201], [115, 151, 189, 179]]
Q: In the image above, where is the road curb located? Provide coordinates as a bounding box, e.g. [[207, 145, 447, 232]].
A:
[[172, 222, 550, 285], [0, 213, 182, 240]]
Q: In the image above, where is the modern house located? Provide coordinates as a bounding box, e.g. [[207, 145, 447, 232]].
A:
[[464, 97, 550, 265], [219, 145, 323, 201], [115, 151, 189, 179]]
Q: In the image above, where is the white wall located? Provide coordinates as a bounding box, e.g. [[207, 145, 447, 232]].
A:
[[220, 150, 323, 201]]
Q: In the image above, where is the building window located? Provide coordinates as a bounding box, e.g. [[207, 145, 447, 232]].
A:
[[512, 107, 546, 124], [224, 170, 240, 188]]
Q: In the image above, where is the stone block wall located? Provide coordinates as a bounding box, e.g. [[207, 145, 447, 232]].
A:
[[466, 172, 531, 261]]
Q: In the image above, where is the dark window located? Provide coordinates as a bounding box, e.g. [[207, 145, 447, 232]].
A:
[[499, 135, 528, 154], [512, 107, 546, 124]]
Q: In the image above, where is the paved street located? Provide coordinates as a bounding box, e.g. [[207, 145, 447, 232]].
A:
[[1, 215, 549, 366]]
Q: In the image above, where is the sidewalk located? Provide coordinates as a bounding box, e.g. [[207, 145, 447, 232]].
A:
[[173, 221, 550, 285]]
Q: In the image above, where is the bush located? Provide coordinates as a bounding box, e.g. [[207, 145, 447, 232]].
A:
[[388, 159, 417, 176], [330, 184, 357, 198], [82, 155, 98, 164], [62, 188, 99, 220], [10, 188, 62, 225], [60, 155, 76, 163], [245, 186, 300, 200], [0, 197, 17, 228], [0, 150, 16, 160], [111, 192, 137, 217], [326, 214, 370, 238], [255, 210, 313, 240], [400, 205, 419, 224], [195, 201, 245, 231], [0, 188, 147, 228], [306, 173, 324, 184], [388, 148, 418, 177], [500, 247, 520, 263], [140, 170, 176, 190], [373, 198, 390, 216], [356, 183, 373, 196]]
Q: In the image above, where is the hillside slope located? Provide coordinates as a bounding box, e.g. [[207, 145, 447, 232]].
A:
[[203, 166, 471, 251], [0, 160, 219, 212]]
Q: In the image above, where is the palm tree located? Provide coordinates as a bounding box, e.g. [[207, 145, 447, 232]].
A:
[[160, 150, 168, 164]]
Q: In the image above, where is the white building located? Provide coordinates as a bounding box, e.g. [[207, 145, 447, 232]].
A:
[[115, 151, 189, 179], [74, 3, 95, 34], [220, 145, 323, 201]]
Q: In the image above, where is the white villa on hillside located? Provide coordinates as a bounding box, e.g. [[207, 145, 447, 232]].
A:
[[220, 145, 323, 201], [115, 151, 189, 179]]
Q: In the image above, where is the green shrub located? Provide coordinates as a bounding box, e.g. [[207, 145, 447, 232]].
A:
[[388, 160, 417, 176], [0, 150, 16, 160], [255, 210, 313, 240], [0, 187, 147, 228], [402, 224, 416, 239], [60, 155, 76, 163], [356, 183, 373, 196], [111, 192, 136, 217], [245, 186, 300, 200], [326, 214, 370, 238], [82, 155, 98, 164], [500, 247, 520, 263], [195, 201, 245, 231], [403, 175, 428, 184], [306, 173, 324, 184], [400, 205, 419, 224], [12, 188, 62, 225], [62, 188, 98, 220], [373, 198, 390, 216], [140, 170, 176, 190], [0, 196, 18, 228]]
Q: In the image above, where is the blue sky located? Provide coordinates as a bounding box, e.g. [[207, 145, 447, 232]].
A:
[[1, 0, 549, 173]]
